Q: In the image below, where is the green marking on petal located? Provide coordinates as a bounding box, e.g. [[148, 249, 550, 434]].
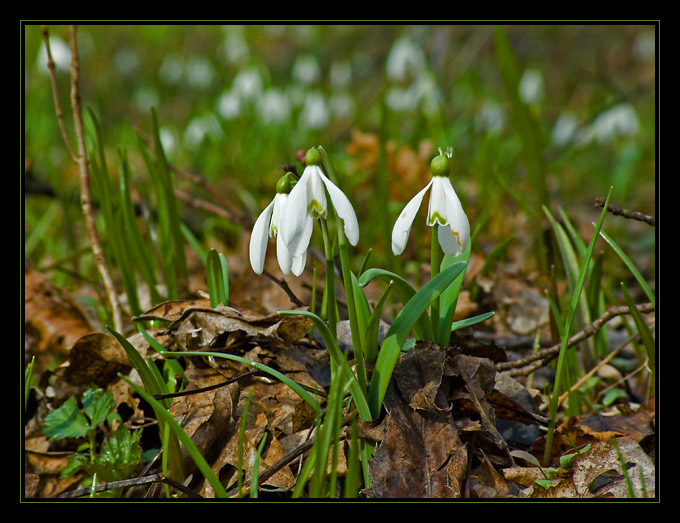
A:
[[427, 211, 446, 226], [308, 199, 325, 218]]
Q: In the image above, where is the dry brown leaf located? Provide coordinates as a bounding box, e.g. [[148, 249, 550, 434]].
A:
[[169, 362, 240, 475], [369, 382, 468, 498], [393, 341, 448, 411], [505, 436, 655, 498], [24, 267, 94, 370], [446, 353, 510, 454], [47, 332, 130, 404]]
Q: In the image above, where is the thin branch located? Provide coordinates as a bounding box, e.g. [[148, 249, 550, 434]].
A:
[[40, 26, 77, 163], [595, 197, 656, 226], [54, 473, 202, 499], [65, 25, 124, 332], [497, 302, 654, 376], [262, 269, 306, 307]]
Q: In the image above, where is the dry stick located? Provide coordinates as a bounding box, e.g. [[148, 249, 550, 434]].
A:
[[497, 302, 654, 377], [557, 328, 642, 408], [262, 269, 306, 307], [41, 25, 123, 332], [54, 473, 202, 499], [595, 197, 656, 226]]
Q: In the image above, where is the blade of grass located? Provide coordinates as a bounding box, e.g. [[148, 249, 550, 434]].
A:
[[621, 282, 655, 395], [162, 349, 322, 419], [438, 242, 470, 345], [117, 148, 162, 305], [279, 309, 371, 422], [119, 374, 228, 498], [450, 311, 495, 332], [367, 260, 467, 418], [494, 24, 548, 273], [543, 187, 613, 466], [363, 280, 395, 365], [600, 228, 655, 307], [206, 248, 229, 307], [359, 268, 434, 341], [237, 390, 253, 497], [108, 327, 186, 483], [249, 433, 268, 498]]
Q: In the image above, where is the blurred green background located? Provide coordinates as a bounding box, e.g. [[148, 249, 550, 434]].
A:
[[24, 24, 656, 297]]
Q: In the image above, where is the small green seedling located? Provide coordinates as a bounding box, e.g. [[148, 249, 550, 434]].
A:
[[43, 386, 142, 495]]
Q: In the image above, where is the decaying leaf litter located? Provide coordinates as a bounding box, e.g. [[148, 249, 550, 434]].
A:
[[24, 25, 656, 500], [24, 200, 656, 499]]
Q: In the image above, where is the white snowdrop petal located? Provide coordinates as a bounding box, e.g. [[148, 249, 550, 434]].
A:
[[249, 200, 275, 274], [291, 250, 307, 276], [276, 232, 293, 276], [318, 170, 360, 246], [391, 179, 433, 255], [438, 177, 470, 256], [280, 167, 313, 257]]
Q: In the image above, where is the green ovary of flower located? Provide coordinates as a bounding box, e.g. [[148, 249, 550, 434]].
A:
[[430, 154, 450, 177], [305, 147, 322, 166]]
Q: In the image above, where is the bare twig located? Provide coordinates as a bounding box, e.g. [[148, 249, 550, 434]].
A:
[[54, 473, 202, 499], [41, 25, 123, 332], [40, 26, 77, 162], [497, 302, 654, 376], [595, 197, 656, 226], [67, 25, 124, 332], [263, 268, 306, 307]]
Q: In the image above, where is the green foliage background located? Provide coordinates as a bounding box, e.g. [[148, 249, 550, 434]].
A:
[[24, 23, 656, 293]]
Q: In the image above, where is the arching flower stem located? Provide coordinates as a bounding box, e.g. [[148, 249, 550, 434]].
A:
[[319, 216, 339, 340], [430, 223, 441, 343], [318, 146, 367, 391]]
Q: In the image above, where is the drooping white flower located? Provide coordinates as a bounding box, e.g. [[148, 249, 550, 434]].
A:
[[392, 150, 470, 257], [249, 174, 308, 276], [280, 148, 359, 258]]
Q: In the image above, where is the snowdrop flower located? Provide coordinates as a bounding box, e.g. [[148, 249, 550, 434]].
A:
[[280, 148, 359, 258], [249, 174, 307, 276], [392, 149, 470, 257]]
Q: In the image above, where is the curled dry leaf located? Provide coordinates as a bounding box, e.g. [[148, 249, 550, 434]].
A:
[[137, 300, 312, 351], [48, 332, 130, 404], [504, 436, 655, 498]]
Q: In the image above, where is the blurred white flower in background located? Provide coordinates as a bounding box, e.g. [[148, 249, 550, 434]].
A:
[[475, 100, 506, 135], [298, 91, 329, 130], [293, 54, 321, 85], [231, 65, 264, 101], [518, 68, 545, 105], [185, 56, 217, 90], [159, 54, 184, 86], [36, 35, 70, 74], [329, 60, 352, 89], [216, 90, 242, 120], [183, 114, 224, 149], [575, 103, 640, 145], [219, 25, 250, 65], [386, 37, 425, 82], [256, 88, 292, 124], [551, 112, 579, 146]]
